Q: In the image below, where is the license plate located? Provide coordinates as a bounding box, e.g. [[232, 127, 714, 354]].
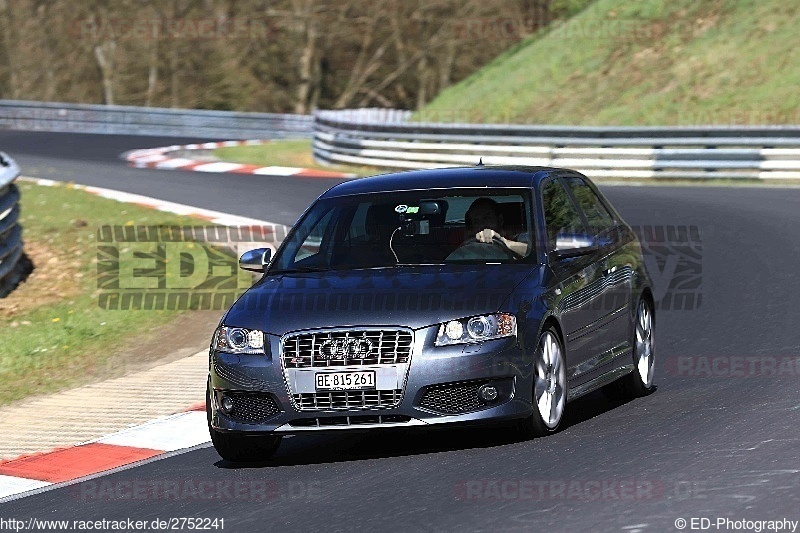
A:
[[315, 371, 376, 391]]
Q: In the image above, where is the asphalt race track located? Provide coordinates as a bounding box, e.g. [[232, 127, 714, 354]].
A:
[[2, 131, 800, 531], [0, 131, 336, 226]]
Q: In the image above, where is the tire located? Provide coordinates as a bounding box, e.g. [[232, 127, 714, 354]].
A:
[[517, 328, 567, 439], [206, 380, 282, 462], [602, 297, 655, 400]]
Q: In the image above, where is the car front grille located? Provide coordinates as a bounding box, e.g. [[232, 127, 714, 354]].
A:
[[293, 389, 402, 410], [418, 380, 491, 414], [223, 391, 281, 423], [282, 329, 413, 368]]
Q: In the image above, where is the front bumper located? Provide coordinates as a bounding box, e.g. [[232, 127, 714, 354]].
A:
[[208, 326, 535, 434]]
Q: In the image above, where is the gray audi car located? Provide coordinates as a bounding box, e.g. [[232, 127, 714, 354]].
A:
[[207, 166, 655, 462]]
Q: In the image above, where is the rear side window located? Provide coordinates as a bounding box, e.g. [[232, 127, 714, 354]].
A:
[[541, 179, 585, 250], [564, 177, 615, 234]]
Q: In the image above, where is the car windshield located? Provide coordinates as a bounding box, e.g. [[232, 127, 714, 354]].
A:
[[270, 188, 534, 272]]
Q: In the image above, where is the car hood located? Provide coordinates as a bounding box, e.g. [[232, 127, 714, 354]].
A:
[[224, 264, 540, 334]]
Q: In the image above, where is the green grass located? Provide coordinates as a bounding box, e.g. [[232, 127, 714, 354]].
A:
[[419, 0, 800, 125], [0, 182, 220, 405], [214, 139, 384, 177]]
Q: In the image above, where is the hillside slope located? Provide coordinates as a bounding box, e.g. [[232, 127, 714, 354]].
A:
[[420, 0, 800, 125]]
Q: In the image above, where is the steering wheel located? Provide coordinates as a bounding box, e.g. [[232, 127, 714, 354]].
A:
[[486, 234, 521, 257], [445, 236, 518, 261]]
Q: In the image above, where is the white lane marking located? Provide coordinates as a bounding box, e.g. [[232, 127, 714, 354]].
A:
[[0, 475, 52, 499], [253, 166, 301, 176], [154, 158, 197, 169], [82, 189, 152, 203], [126, 150, 162, 159], [96, 412, 209, 452], [130, 154, 169, 164], [192, 162, 245, 173], [28, 178, 58, 186], [150, 204, 200, 216], [62, 182, 282, 228], [209, 215, 273, 226]]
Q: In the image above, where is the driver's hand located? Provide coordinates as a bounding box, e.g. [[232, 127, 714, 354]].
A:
[[475, 228, 502, 243]]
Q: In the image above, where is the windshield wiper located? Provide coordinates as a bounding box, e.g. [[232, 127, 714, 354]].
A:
[[394, 262, 446, 267]]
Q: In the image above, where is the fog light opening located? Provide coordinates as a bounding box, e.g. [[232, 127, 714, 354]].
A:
[[477, 384, 499, 403], [221, 395, 234, 414]]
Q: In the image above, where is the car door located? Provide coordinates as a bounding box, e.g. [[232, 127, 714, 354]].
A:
[[563, 176, 632, 360], [541, 177, 607, 385]]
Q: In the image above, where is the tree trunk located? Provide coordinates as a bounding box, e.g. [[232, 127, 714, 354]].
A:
[[438, 31, 457, 91], [170, 47, 179, 108], [416, 52, 429, 111], [145, 40, 159, 107], [521, 0, 552, 30], [93, 41, 116, 105], [294, 15, 317, 114], [0, 0, 20, 99]]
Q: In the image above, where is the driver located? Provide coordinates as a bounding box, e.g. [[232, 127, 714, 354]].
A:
[[464, 198, 529, 257]]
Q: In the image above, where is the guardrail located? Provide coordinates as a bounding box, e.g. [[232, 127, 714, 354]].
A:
[[313, 109, 800, 179], [0, 151, 26, 297], [0, 100, 314, 140]]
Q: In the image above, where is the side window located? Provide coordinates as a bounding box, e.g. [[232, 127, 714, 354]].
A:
[[347, 202, 370, 241], [294, 209, 335, 264], [541, 179, 585, 250], [564, 177, 615, 235]]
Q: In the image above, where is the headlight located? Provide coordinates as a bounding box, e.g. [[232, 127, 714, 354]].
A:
[[435, 313, 516, 346], [213, 326, 265, 355]]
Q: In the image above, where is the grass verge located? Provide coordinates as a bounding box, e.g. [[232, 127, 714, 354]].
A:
[[0, 181, 226, 406]]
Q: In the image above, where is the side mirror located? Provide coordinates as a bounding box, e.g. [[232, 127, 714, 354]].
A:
[[239, 248, 271, 272], [552, 233, 597, 259]]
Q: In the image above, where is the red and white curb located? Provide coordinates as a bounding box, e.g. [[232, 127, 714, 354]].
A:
[[0, 408, 209, 501], [125, 139, 356, 179]]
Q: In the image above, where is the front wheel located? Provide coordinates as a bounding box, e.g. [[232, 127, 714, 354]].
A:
[[206, 380, 282, 462], [517, 328, 567, 439], [602, 298, 655, 400]]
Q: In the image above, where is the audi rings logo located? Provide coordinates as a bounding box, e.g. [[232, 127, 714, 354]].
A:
[[318, 337, 374, 360]]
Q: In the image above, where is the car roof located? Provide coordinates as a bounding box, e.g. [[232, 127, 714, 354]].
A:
[[320, 166, 572, 198]]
